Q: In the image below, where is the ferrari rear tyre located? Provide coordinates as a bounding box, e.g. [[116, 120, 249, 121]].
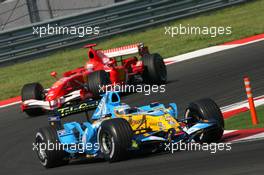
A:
[[142, 53, 167, 84], [185, 98, 224, 143], [88, 70, 110, 99], [98, 118, 133, 162], [21, 82, 45, 117], [35, 126, 69, 168]]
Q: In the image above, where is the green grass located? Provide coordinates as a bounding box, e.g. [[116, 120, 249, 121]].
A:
[[0, 0, 264, 100], [225, 105, 264, 130]]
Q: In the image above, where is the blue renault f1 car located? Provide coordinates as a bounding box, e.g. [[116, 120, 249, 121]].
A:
[[34, 92, 224, 168]]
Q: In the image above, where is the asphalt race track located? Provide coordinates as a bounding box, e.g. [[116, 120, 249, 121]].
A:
[[1, 40, 264, 175]]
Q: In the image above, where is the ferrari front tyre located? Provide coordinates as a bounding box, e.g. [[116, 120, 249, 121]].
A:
[[142, 53, 167, 84], [35, 126, 69, 168], [185, 98, 224, 143], [21, 82, 45, 117], [98, 118, 133, 162], [87, 70, 110, 99]]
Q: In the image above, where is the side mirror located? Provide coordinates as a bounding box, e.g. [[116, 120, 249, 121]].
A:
[[50, 71, 58, 79], [108, 58, 116, 66]]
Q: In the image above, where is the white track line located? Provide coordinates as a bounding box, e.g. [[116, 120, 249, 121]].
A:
[[223, 130, 237, 134], [236, 132, 264, 142], [221, 95, 264, 113], [0, 101, 21, 108], [165, 38, 264, 64]]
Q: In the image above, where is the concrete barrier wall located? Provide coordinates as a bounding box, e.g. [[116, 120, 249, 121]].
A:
[[0, 0, 118, 31], [0, 0, 30, 30], [37, 0, 115, 21]]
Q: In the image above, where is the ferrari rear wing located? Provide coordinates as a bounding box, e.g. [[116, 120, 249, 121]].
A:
[[101, 43, 143, 58]]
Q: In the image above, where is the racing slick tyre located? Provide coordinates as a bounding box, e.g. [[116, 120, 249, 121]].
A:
[[142, 53, 167, 84], [185, 98, 224, 143], [87, 70, 110, 99], [21, 82, 45, 117], [98, 118, 133, 162], [35, 126, 69, 168]]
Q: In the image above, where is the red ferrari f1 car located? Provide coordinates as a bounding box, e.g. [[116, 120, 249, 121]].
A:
[[21, 43, 167, 116]]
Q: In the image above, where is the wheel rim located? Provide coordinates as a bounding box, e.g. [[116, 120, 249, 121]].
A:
[[101, 132, 113, 154], [185, 109, 201, 126], [35, 135, 47, 165]]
